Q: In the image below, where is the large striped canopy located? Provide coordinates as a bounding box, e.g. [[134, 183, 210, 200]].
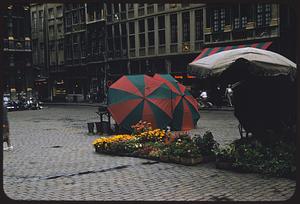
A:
[[108, 75, 172, 131], [192, 42, 272, 62], [188, 46, 296, 79], [153, 74, 200, 131]]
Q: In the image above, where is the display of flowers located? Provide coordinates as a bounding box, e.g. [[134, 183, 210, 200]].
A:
[[93, 134, 136, 147], [92, 121, 218, 165], [131, 120, 152, 135], [135, 128, 167, 142]]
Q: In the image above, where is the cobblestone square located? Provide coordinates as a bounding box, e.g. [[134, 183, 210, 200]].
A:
[[3, 106, 296, 201]]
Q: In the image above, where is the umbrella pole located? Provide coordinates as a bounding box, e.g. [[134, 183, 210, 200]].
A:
[[170, 90, 174, 129]]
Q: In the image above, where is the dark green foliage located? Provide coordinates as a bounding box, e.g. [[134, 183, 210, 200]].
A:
[[216, 137, 296, 179], [194, 131, 219, 157]]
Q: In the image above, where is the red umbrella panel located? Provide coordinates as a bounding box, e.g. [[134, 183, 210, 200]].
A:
[[153, 74, 200, 131], [107, 75, 173, 131]]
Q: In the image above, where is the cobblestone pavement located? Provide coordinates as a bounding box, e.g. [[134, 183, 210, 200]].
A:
[[3, 106, 296, 201]]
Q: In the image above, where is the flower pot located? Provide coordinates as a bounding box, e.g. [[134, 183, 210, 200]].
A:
[[215, 161, 233, 170], [180, 157, 203, 165], [159, 155, 170, 162], [203, 155, 216, 163], [169, 156, 181, 163]]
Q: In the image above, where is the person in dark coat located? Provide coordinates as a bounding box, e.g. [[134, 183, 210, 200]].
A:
[[3, 104, 13, 150]]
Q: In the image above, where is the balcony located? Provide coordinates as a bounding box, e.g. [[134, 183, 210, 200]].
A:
[[3, 39, 31, 52], [182, 42, 190, 52], [246, 22, 255, 30], [224, 25, 232, 32], [269, 18, 279, 27], [204, 27, 212, 34]]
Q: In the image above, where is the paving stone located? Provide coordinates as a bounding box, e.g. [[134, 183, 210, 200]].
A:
[[3, 106, 296, 201]]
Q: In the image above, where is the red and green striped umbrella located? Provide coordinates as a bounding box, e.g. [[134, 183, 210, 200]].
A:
[[107, 75, 172, 131], [153, 74, 200, 131]]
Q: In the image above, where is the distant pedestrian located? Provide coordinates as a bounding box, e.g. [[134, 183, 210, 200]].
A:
[[3, 104, 13, 151], [225, 84, 233, 107]]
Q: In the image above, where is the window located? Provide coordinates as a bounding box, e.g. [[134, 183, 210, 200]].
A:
[[56, 6, 63, 17], [129, 21, 135, 49], [114, 24, 120, 37], [48, 8, 54, 19], [148, 32, 154, 46], [170, 14, 177, 43], [182, 12, 190, 42], [157, 4, 165, 12], [57, 24, 63, 33], [120, 3, 126, 19], [73, 11, 79, 24], [40, 42, 44, 50], [49, 25, 54, 37], [113, 3, 119, 14], [128, 3, 134, 10], [80, 9, 85, 23], [129, 36, 135, 48], [107, 3, 112, 15], [212, 8, 227, 32], [147, 4, 154, 14], [32, 12, 37, 31], [38, 10, 44, 30], [256, 4, 271, 27], [139, 34, 145, 47], [121, 23, 127, 35], [233, 4, 249, 30], [107, 25, 113, 36], [138, 3, 145, 16], [58, 39, 64, 50], [170, 4, 177, 9], [195, 9, 203, 41], [139, 19, 145, 32], [158, 16, 165, 45], [158, 16, 165, 29], [148, 18, 155, 46], [129, 22, 135, 34], [121, 36, 127, 52], [139, 19, 145, 48], [80, 33, 86, 57]]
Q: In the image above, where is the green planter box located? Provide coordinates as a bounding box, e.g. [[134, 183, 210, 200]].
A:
[[180, 157, 203, 165]]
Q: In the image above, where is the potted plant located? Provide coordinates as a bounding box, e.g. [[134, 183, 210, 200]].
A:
[[215, 144, 236, 170], [194, 131, 219, 162]]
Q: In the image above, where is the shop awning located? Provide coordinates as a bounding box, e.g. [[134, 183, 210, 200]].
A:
[[193, 41, 272, 62]]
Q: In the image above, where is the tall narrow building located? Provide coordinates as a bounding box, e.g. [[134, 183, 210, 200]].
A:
[[30, 3, 65, 101], [3, 3, 33, 99]]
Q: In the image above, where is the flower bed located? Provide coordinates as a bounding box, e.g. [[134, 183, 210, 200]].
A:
[[92, 121, 218, 166], [215, 137, 296, 179]]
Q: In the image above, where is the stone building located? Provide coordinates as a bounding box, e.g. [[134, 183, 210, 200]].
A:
[[3, 4, 32, 99], [28, 2, 296, 102], [30, 3, 65, 101]]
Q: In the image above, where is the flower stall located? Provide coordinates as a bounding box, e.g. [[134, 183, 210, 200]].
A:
[[92, 121, 219, 166]]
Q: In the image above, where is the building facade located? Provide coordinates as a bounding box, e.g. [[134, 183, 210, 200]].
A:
[[191, 3, 296, 96], [30, 3, 65, 101], [3, 4, 33, 99], [104, 3, 205, 88], [29, 2, 296, 102]]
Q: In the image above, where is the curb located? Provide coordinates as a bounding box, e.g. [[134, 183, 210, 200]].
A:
[[44, 103, 234, 111], [43, 103, 107, 107]]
